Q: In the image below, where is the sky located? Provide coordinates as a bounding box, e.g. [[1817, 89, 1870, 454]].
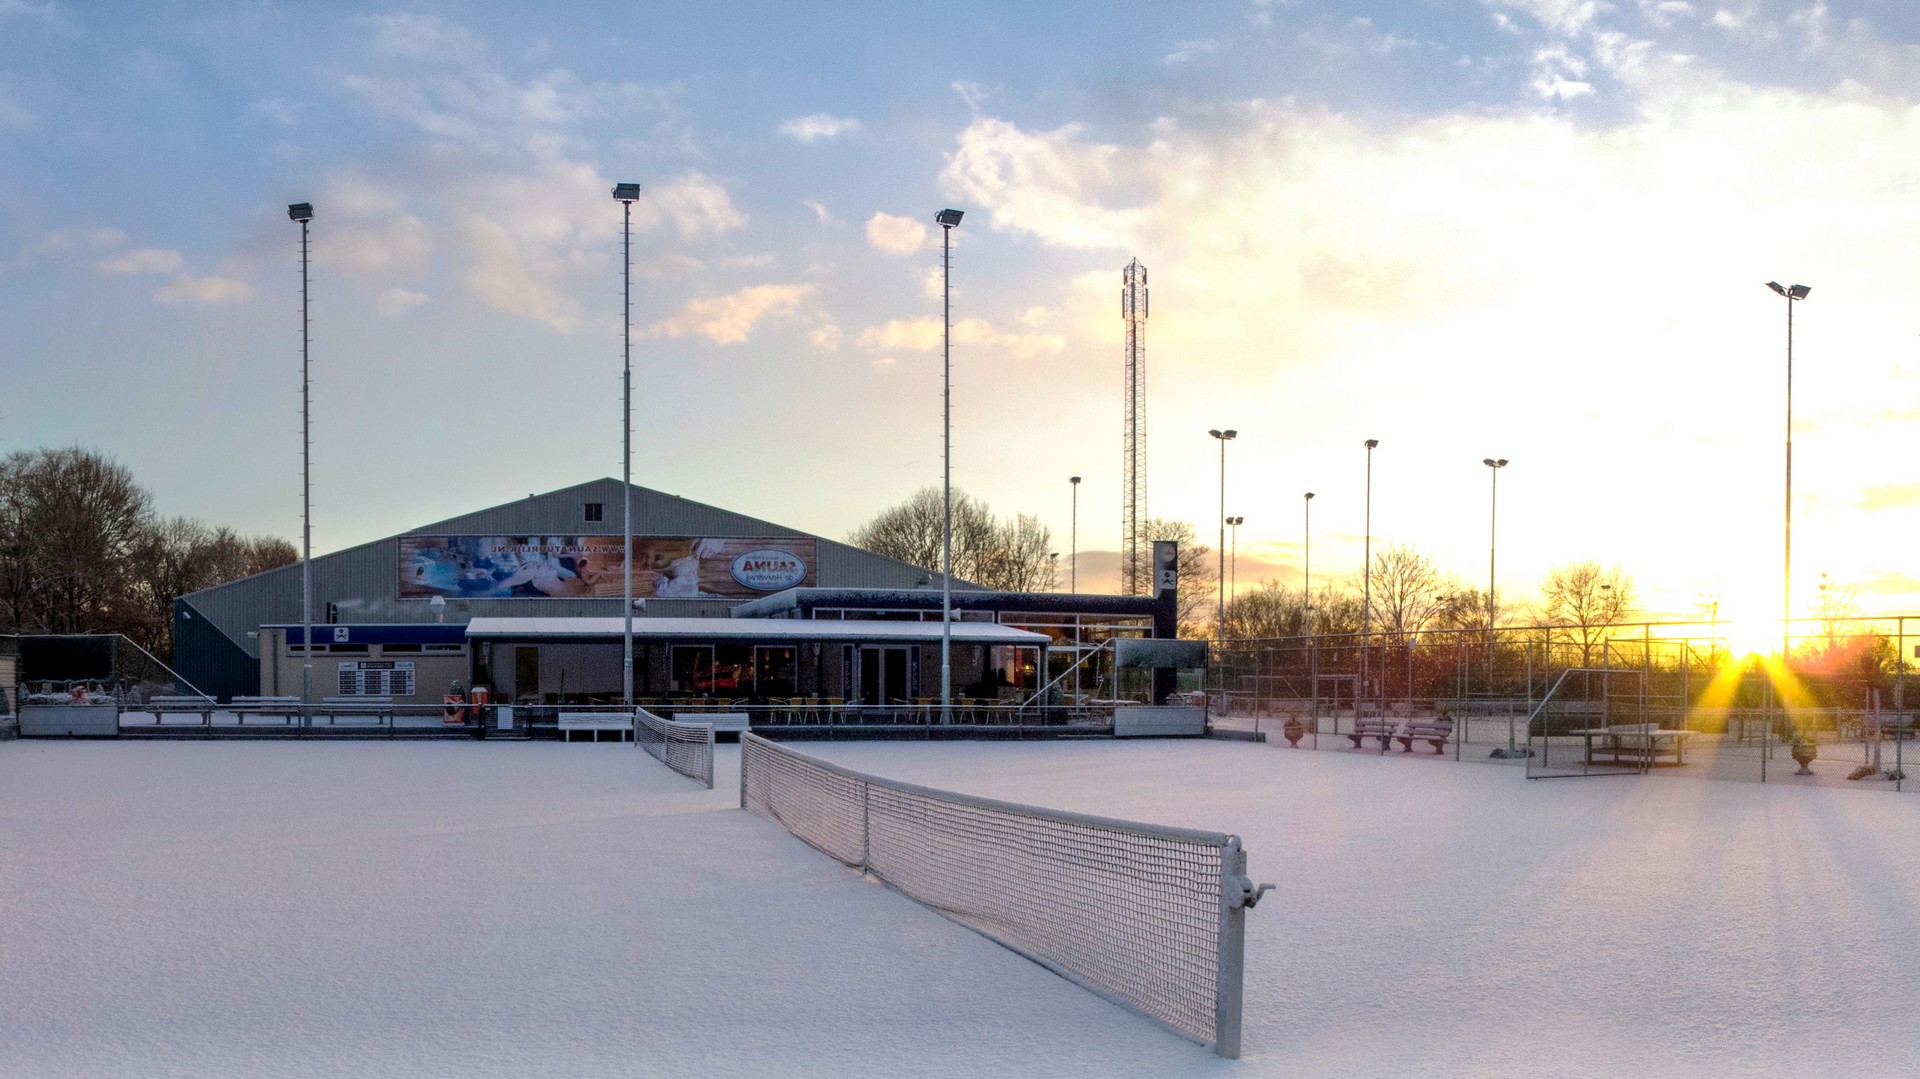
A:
[[3, 0, 1918, 630]]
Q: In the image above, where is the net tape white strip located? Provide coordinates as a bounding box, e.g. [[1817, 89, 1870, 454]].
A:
[[636, 708, 715, 789], [740, 734, 1241, 1049]]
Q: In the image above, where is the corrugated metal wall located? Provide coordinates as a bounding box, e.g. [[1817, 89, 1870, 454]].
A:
[[175, 478, 942, 692]]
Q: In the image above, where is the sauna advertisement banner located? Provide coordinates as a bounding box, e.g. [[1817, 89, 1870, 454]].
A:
[[398, 536, 818, 599]]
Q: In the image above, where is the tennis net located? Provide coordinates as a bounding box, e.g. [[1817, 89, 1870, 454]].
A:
[[739, 733, 1268, 1057], [636, 708, 715, 789]]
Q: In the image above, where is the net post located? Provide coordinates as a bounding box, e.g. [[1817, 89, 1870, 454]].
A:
[[738, 733, 751, 809], [1214, 837, 1248, 1059], [860, 780, 871, 876]]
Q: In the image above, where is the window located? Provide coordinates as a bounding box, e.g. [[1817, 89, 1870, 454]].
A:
[[671, 646, 716, 693], [336, 661, 415, 696], [584, 502, 604, 522], [755, 646, 797, 697]]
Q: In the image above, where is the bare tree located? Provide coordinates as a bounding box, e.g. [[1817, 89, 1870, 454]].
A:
[[1431, 586, 1491, 632], [1540, 562, 1635, 665], [0, 447, 297, 658], [1118, 518, 1217, 637], [1224, 580, 1306, 639], [0, 446, 153, 635], [1811, 574, 1862, 648], [128, 521, 298, 659], [846, 487, 1055, 592], [1366, 544, 1450, 642]]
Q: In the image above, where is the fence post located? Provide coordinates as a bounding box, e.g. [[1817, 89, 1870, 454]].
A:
[[1214, 838, 1248, 1059]]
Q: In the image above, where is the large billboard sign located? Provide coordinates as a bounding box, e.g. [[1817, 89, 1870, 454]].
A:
[[399, 536, 818, 600]]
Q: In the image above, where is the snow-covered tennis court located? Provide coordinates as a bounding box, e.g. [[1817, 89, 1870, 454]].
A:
[[4, 736, 1917, 1077]]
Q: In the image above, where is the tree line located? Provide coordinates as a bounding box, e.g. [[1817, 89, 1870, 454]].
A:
[[1220, 543, 1637, 651], [844, 487, 1651, 646], [0, 447, 296, 662]]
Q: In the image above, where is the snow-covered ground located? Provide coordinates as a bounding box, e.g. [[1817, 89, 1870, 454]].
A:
[[4, 737, 1918, 1077]]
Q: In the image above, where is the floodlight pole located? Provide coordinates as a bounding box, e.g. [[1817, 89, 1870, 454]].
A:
[[937, 209, 964, 724], [1227, 517, 1243, 598], [1484, 457, 1508, 695], [615, 183, 642, 705], [288, 202, 314, 714], [1209, 429, 1237, 641], [1305, 491, 1316, 722], [1069, 476, 1080, 593], [1303, 493, 1314, 632], [1768, 280, 1810, 739], [1362, 439, 1378, 716]]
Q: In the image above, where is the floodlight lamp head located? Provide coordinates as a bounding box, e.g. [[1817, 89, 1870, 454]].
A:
[[287, 203, 313, 222], [1767, 281, 1786, 296], [1070, 475, 1081, 485], [1365, 438, 1379, 449], [1790, 284, 1811, 300], [1209, 428, 1222, 438], [612, 182, 641, 202], [1223, 429, 1238, 440], [936, 208, 964, 228], [1305, 491, 1315, 500]]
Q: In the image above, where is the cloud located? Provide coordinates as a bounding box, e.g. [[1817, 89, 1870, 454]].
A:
[[856, 317, 942, 352], [96, 248, 184, 275], [1164, 39, 1222, 64], [646, 283, 814, 344], [855, 316, 1064, 359], [809, 324, 844, 350], [154, 275, 251, 304], [641, 172, 748, 241], [1529, 44, 1595, 98], [865, 212, 930, 256], [777, 113, 862, 142], [802, 198, 836, 225], [460, 212, 581, 331], [1858, 484, 1920, 512], [954, 318, 1065, 359], [323, 14, 744, 333], [320, 215, 433, 275], [942, 118, 1145, 249], [375, 287, 429, 317], [1489, 0, 1610, 37], [358, 12, 484, 62], [25, 227, 126, 258], [951, 80, 999, 112]]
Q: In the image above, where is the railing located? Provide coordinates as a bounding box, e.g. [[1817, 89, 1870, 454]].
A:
[[675, 701, 1113, 731], [112, 701, 526, 738]]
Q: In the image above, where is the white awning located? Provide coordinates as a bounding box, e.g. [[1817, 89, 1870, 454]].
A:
[[463, 616, 1048, 645]]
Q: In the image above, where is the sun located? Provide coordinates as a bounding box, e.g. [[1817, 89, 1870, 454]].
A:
[[1707, 610, 1782, 659]]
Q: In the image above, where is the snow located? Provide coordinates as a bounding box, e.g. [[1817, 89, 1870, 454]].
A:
[[4, 735, 1919, 1077], [802, 740, 1920, 1077]]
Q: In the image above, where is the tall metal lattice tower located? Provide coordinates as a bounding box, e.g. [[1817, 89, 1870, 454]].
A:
[[1121, 258, 1149, 594]]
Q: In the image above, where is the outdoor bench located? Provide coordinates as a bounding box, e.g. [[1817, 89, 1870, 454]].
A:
[[1395, 717, 1454, 754], [678, 711, 749, 736], [558, 712, 633, 742], [1347, 717, 1398, 750]]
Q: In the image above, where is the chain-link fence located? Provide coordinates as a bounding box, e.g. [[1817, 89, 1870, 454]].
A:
[[1205, 616, 1918, 792]]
